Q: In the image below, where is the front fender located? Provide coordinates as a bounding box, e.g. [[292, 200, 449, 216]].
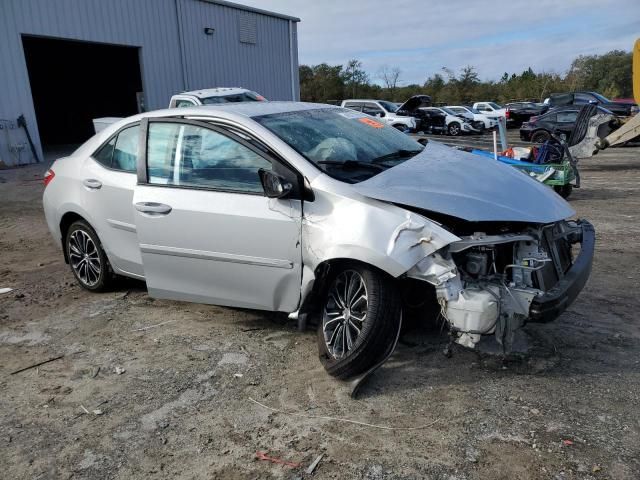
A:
[[298, 181, 460, 308]]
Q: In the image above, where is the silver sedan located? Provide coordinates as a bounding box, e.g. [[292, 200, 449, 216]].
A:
[[43, 102, 594, 379]]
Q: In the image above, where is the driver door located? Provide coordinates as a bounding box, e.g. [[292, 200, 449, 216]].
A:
[[132, 118, 302, 311]]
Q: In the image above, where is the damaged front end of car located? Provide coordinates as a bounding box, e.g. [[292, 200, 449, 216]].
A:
[[405, 218, 594, 352], [348, 141, 595, 354]]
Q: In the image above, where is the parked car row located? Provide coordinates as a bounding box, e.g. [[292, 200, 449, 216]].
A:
[[342, 96, 500, 136]]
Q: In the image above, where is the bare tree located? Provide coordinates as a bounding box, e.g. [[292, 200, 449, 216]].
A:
[[342, 59, 369, 98], [378, 66, 402, 97]]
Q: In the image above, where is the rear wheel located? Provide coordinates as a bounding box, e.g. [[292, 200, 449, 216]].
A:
[[65, 220, 114, 291], [448, 122, 461, 136], [531, 130, 551, 143], [317, 265, 401, 380]]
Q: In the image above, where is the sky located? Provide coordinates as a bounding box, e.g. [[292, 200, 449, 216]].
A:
[[239, 0, 640, 85]]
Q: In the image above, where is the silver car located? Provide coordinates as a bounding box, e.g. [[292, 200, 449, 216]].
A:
[[43, 102, 594, 379]]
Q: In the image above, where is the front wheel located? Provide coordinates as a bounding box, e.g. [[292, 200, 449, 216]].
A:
[[65, 220, 114, 291], [448, 122, 461, 136], [317, 265, 401, 380]]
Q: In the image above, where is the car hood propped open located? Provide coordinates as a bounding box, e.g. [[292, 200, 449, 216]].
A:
[[353, 141, 575, 223], [397, 95, 433, 113]]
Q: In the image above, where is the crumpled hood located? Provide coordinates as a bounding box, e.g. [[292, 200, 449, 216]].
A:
[[353, 141, 575, 223]]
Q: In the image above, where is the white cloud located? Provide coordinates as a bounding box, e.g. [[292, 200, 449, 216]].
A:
[[242, 0, 639, 83]]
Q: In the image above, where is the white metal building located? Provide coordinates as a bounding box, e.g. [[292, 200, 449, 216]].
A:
[[0, 0, 300, 165]]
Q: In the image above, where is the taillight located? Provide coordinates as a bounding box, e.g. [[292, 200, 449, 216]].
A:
[[505, 109, 511, 119], [44, 169, 55, 187]]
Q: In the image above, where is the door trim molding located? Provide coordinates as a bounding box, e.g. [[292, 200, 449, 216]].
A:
[[140, 244, 294, 269], [107, 219, 137, 233]]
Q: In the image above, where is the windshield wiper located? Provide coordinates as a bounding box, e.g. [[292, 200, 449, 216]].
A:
[[317, 160, 386, 171], [371, 148, 423, 164]]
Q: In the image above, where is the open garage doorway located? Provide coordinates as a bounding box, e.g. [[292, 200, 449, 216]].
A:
[[22, 35, 143, 150]]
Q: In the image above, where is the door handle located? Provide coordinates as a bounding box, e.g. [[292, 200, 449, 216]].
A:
[[83, 178, 102, 189], [135, 202, 172, 215]]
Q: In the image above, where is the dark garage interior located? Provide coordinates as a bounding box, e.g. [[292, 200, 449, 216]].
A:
[[22, 35, 143, 148]]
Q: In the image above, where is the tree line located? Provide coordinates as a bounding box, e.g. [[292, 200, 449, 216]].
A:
[[299, 50, 633, 105]]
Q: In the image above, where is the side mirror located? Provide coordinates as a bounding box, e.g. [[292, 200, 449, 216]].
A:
[[259, 169, 293, 199]]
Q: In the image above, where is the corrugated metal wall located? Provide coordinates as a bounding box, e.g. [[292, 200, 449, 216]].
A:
[[0, 0, 299, 164]]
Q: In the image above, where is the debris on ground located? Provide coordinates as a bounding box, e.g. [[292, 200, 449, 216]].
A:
[[10, 355, 64, 375], [255, 451, 301, 468], [306, 454, 324, 474]]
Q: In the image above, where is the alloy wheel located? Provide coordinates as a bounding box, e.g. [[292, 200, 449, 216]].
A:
[[322, 270, 368, 359], [68, 230, 101, 287]]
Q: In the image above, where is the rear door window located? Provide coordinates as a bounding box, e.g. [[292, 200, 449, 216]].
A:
[[112, 126, 139, 172], [93, 137, 116, 168], [362, 103, 384, 117], [175, 99, 197, 108], [92, 125, 138, 172], [557, 111, 578, 123], [343, 102, 363, 112]]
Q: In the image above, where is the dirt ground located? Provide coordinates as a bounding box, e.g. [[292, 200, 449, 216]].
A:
[[1, 134, 639, 480]]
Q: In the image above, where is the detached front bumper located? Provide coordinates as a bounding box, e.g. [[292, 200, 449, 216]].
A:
[[529, 220, 595, 323]]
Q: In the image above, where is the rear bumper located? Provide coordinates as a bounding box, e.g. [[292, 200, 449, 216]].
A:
[[528, 220, 595, 323]]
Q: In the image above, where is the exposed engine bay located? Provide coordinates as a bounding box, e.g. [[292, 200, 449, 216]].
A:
[[406, 219, 592, 352]]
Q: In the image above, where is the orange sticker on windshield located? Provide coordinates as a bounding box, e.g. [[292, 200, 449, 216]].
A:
[[358, 118, 384, 128]]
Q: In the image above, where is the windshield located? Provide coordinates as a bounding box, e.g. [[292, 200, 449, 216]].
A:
[[254, 108, 424, 183], [488, 102, 502, 109], [201, 91, 266, 104], [470, 107, 481, 114], [378, 100, 398, 112]]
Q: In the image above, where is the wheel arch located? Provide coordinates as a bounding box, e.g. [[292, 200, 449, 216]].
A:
[[297, 257, 397, 323], [59, 211, 97, 264]]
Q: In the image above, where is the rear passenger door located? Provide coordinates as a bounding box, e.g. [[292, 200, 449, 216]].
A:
[[83, 124, 144, 277], [132, 119, 302, 311]]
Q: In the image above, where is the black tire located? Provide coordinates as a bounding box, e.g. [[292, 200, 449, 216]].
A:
[[554, 184, 573, 199], [317, 264, 401, 380], [65, 220, 114, 291], [448, 122, 461, 136], [531, 130, 551, 144]]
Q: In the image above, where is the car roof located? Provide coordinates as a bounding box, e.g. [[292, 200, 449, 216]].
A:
[[141, 101, 338, 120], [178, 87, 252, 98], [342, 99, 382, 103]]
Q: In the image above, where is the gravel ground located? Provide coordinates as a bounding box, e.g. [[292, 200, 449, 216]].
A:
[[1, 134, 639, 479]]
